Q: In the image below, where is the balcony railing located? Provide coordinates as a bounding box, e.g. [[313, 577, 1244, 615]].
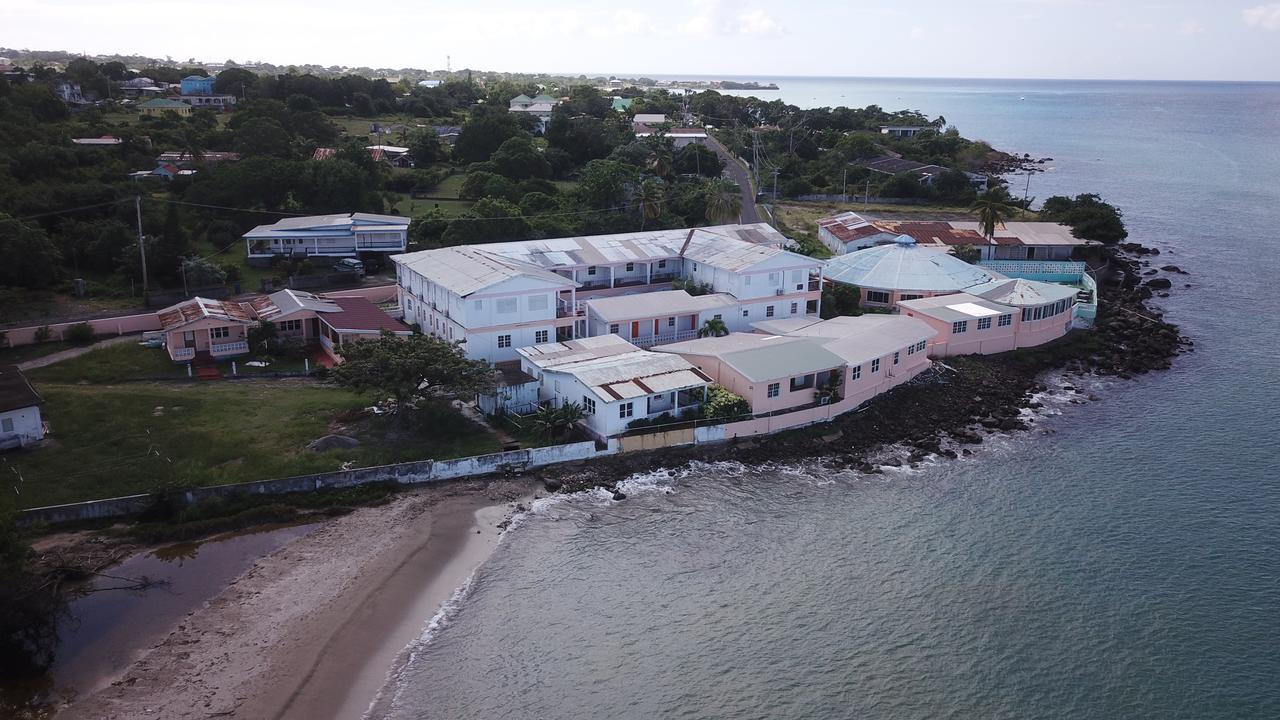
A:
[[808, 279, 821, 291], [630, 329, 698, 348], [210, 340, 249, 356], [169, 346, 195, 362]]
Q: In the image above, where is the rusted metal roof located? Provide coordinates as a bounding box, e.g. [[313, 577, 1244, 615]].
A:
[[157, 297, 255, 331]]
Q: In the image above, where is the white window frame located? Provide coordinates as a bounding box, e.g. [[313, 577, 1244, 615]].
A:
[[767, 383, 780, 398], [497, 334, 512, 348]]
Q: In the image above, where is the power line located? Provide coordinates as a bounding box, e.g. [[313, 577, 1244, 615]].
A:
[[9, 198, 133, 222]]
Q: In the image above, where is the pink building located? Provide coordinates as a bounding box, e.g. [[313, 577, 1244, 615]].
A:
[[896, 278, 1078, 357]]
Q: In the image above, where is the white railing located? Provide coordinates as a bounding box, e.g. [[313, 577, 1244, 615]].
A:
[[978, 260, 1087, 277], [631, 329, 698, 348], [209, 340, 249, 355], [169, 346, 195, 361]]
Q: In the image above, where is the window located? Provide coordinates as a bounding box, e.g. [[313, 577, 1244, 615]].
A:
[[497, 335, 512, 348], [866, 290, 891, 304], [767, 383, 780, 398], [587, 266, 597, 276], [790, 302, 798, 314], [527, 294, 548, 311], [713, 314, 722, 320], [609, 324, 620, 334], [978, 317, 992, 330], [1033, 307, 1043, 320], [1022, 308, 1033, 322], [893, 351, 900, 365], [918, 340, 927, 352], [473, 299, 483, 310], [851, 364, 862, 380], [766, 305, 775, 318], [658, 260, 667, 269], [907, 344, 915, 355], [535, 330, 549, 344], [1, 418, 12, 433], [952, 320, 968, 334], [790, 374, 815, 391], [279, 319, 302, 333], [900, 294, 923, 301], [582, 396, 596, 415], [768, 272, 779, 284], [744, 275, 752, 286], [667, 317, 675, 327], [998, 314, 1012, 327], [871, 358, 880, 373], [211, 326, 231, 339], [497, 298, 517, 314], [625, 262, 634, 272], [619, 402, 634, 419], [742, 309, 749, 317], [692, 262, 698, 272]]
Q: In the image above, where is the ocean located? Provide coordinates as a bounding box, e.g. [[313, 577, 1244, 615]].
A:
[[376, 78, 1280, 719]]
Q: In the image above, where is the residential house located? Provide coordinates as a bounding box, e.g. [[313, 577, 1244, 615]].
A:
[[314, 296, 413, 362], [666, 128, 709, 149], [247, 289, 344, 343], [896, 278, 1078, 356], [366, 145, 414, 168], [860, 156, 987, 191], [509, 93, 559, 130], [816, 212, 1095, 261], [157, 297, 256, 362], [53, 81, 85, 104], [611, 97, 635, 113], [118, 77, 163, 99], [816, 211, 903, 254], [880, 125, 930, 138], [139, 98, 192, 117], [183, 94, 237, 111], [72, 136, 123, 146], [156, 150, 241, 167], [517, 335, 712, 439], [244, 213, 409, 261], [179, 75, 216, 96], [0, 366, 44, 450], [948, 221, 1096, 261], [633, 113, 666, 125], [394, 224, 822, 363], [584, 290, 739, 347], [433, 125, 462, 145], [824, 234, 1002, 308]]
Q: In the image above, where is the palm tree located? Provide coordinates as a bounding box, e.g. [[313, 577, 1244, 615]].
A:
[[532, 402, 585, 439], [705, 178, 743, 225], [969, 189, 1020, 240], [636, 179, 665, 230], [646, 146, 673, 181], [697, 317, 729, 338]]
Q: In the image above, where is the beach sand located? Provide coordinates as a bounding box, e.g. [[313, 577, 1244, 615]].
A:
[[57, 478, 533, 720]]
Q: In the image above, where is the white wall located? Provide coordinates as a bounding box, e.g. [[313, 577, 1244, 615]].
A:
[[0, 406, 43, 448]]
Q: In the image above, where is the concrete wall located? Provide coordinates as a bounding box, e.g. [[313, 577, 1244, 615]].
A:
[[19, 440, 617, 526], [3, 312, 161, 347]]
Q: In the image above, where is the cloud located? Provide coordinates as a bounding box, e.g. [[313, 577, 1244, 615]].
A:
[[1243, 3, 1280, 30], [1177, 19, 1204, 35], [681, 0, 785, 36]]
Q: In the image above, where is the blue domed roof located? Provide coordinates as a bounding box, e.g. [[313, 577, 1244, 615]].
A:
[[825, 235, 1001, 293]]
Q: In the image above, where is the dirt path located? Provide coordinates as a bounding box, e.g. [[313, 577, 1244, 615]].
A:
[[17, 335, 136, 372]]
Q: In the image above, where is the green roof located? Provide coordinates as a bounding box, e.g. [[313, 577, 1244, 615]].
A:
[[140, 98, 191, 109], [611, 98, 635, 112], [530, 94, 557, 103]]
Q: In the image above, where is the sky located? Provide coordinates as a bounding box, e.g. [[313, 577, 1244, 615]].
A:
[[4, 0, 1280, 81]]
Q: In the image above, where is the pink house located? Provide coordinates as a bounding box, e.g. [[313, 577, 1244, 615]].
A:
[[158, 297, 255, 362], [897, 278, 1078, 357]]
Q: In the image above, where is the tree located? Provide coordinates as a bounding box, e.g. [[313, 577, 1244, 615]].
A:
[[820, 282, 860, 319], [531, 402, 585, 439], [0, 217, 62, 289], [575, 160, 634, 210], [408, 131, 445, 166], [0, 499, 64, 675], [491, 136, 551, 180], [703, 384, 750, 420], [330, 332, 495, 413], [970, 188, 1021, 240], [697, 317, 729, 338], [704, 179, 743, 225], [673, 144, 724, 178], [1040, 194, 1128, 244], [232, 117, 293, 158], [646, 145, 673, 181], [453, 107, 523, 164], [351, 92, 375, 116], [214, 67, 258, 97], [441, 198, 529, 246], [636, 179, 666, 229]]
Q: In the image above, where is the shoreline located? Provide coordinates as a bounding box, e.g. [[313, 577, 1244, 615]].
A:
[[55, 479, 533, 720]]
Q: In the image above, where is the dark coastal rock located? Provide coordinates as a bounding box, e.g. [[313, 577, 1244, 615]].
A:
[[612, 490, 627, 501], [1144, 277, 1173, 290], [881, 457, 903, 468], [1143, 269, 1158, 276], [1160, 265, 1188, 274], [543, 478, 563, 492]]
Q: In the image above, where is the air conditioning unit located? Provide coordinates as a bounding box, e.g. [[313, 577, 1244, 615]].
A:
[[796, 284, 805, 291], [775, 289, 784, 296]]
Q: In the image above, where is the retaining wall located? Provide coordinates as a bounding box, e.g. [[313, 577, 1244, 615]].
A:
[[2, 313, 162, 347]]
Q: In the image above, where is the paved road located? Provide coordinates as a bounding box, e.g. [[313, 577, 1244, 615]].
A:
[[705, 136, 761, 225]]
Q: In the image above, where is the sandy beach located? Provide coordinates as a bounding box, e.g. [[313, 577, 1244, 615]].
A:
[[56, 478, 533, 720]]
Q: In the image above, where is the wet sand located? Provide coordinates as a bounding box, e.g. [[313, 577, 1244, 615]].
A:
[[57, 479, 531, 720]]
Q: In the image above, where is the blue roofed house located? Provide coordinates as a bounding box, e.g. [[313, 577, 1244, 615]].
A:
[[180, 75, 216, 96], [244, 213, 409, 263]]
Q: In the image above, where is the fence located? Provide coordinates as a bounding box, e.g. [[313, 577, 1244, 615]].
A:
[[1, 312, 162, 347], [18, 440, 618, 526]]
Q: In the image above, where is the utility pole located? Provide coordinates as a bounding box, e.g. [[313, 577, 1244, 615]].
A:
[[842, 167, 848, 202], [864, 178, 871, 205], [135, 195, 148, 296], [772, 169, 780, 200]]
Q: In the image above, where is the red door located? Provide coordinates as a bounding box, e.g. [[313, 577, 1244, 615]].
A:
[[631, 321, 640, 338]]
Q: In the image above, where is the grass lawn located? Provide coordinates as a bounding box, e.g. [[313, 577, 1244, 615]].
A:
[[4, 381, 503, 509], [0, 341, 74, 366], [27, 342, 187, 384], [390, 195, 473, 217]]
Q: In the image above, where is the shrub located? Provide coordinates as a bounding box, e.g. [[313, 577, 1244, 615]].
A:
[[704, 385, 750, 420], [65, 322, 95, 346], [33, 326, 53, 343]]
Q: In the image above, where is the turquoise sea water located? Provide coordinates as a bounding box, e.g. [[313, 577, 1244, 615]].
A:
[[378, 78, 1280, 719]]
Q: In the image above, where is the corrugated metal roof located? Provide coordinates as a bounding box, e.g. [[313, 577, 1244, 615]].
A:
[[586, 290, 737, 322], [533, 342, 709, 403], [393, 246, 577, 297], [825, 236, 1002, 292], [251, 289, 342, 321], [517, 335, 637, 369], [897, 293, 1015, 323], [657, 334, 843, 382], [949, 221, 1091, 247], [157, 296, 255, 331]]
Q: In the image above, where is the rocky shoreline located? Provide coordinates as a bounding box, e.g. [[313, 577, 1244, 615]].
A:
[[538, 245, 1190, 495]]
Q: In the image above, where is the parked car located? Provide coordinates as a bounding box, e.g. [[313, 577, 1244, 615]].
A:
[[332, 258, 365, 274]]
